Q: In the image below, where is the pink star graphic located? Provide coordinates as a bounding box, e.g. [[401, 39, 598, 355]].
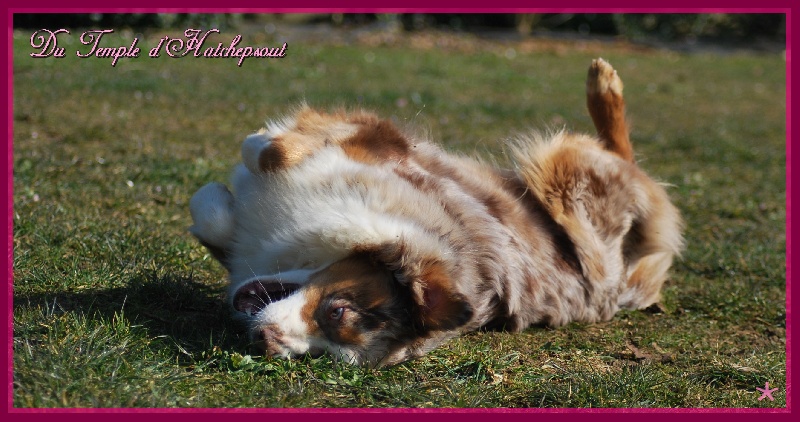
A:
[[756, 382, 779, 401]]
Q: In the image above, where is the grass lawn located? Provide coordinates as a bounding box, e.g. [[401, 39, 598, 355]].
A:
[[11, 24, 786, 408]]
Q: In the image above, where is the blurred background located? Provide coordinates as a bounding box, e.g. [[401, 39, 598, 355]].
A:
[[13, 13, 786, 52], [12, 11, 787, 408]]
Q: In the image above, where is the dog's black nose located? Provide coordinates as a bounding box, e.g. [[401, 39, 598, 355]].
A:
[[254, 325, 286, 356]]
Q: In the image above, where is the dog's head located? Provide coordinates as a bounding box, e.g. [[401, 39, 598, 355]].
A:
[[189, 106, 474, 366], [229, 250, 472, 366]]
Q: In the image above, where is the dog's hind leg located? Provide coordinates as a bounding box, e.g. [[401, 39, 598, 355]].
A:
[[586, 58, 634, 162]]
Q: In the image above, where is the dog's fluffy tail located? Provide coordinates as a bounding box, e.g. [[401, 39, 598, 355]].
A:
[[586, 58, 634, 162], [509, 59, 684, 316]]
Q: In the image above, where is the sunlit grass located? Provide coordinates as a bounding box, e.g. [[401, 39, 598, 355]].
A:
[[12, 27, 786, 408]]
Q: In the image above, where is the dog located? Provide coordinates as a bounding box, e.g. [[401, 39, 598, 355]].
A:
[[188, 58, 683, 367]]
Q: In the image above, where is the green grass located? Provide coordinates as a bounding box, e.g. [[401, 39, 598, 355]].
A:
[[12, 26, 786, 408]]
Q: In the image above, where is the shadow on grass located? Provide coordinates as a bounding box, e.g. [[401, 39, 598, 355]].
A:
[[13, 271, 250, 356]]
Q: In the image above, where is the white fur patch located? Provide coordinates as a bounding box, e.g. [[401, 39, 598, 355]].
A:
[[264, 115, 296, 139], [188, 182, 235, 248], [226, 146, 447, 287], [256, 292, 311, 357]]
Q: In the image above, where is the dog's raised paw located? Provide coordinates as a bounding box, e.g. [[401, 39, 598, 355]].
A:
[[585, 57, 632, 161], [189, 182, 236, 247], [587, 57, 623, 97]]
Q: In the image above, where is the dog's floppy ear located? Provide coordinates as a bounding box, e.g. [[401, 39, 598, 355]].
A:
[[406, 259, 473, 332], [189, 182, 236, 271], [374, 244, 473, 332]]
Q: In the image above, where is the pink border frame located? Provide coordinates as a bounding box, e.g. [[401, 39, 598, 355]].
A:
[[3, 0, 794, 418]]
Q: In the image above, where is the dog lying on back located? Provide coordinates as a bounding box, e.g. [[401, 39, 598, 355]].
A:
[[189, 58, 683, 367]]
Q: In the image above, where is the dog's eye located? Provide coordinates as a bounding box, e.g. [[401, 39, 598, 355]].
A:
[[329, 307, 346, 320]]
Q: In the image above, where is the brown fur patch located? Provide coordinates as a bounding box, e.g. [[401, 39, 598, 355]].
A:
[[621, 252, 674, 309], [258, 139, 289, 172], [414, 260, 473, 331], [258, 107, 361, 171], [341, 119, 410, 165], [300, 286, 323, 338], [525, 141, 608, 284]]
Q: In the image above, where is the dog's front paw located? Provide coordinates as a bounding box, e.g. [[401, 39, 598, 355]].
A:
[[189, 182, 236, 248]]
